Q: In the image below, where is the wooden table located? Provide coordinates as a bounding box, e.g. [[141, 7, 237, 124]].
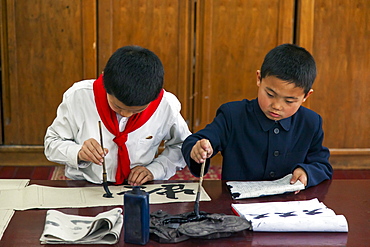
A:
[[1, 179, 369, 246]]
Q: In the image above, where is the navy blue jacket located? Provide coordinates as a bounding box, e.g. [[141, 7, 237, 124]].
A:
[[181, 99, 332, 188]]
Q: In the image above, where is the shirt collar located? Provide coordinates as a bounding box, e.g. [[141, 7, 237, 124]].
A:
[[253, 99, 291, 132]]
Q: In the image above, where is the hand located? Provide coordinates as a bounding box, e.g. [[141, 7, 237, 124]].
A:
[[127, 166, 154, 186], [78, 138, 109, 165], [291, 167, 308, 194], [190, 139, 213, 163]]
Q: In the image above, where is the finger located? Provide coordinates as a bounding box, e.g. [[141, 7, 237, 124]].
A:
[[80, 149, 102, 165], [191, 141, 211, 163], [190, 146, 202, 163], [130, 170, 150, 186], [292, 175, 307, 187], [86, 142, 104, 164], [190, 149, 205, 163], [190, 153, 199, 163], [128, 167, 153, 186], [127, 167, 142, 186], [90, 140, 105, 156], [200, 139, 211, 152], [80, 139, 104, 164], [131, 174, 150, 186], [200, 139, 213, 158], [290, 173, 299, 184], [78, 146, 99, 164]]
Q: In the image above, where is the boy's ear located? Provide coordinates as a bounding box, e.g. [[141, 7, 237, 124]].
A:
[[256, 70, 262, 86], [303, 89, 314, 102]]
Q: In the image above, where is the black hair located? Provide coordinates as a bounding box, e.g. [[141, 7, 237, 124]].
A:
[[103, 45, 164, 106], [260, 43, 316, 95]]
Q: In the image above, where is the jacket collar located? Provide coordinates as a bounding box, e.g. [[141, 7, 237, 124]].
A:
[[253, 99, 291, 132]]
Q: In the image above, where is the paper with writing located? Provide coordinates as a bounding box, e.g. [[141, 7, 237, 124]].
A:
[[232, 198, 348, 232], [0, 183, 211, 210], [227, 174, 305, 199]]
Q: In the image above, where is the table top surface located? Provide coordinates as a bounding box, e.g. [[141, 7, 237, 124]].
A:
[[1, 179, 369, 247]]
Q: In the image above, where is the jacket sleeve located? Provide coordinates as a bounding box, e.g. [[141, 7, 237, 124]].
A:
[[295, 115, 333, 187], [181, 104, 232, 177]]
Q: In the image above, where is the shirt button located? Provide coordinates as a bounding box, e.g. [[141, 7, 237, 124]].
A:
[[274, 128, 280, 134], [269, 171, 275, 177], [273, 150, 280, 156]]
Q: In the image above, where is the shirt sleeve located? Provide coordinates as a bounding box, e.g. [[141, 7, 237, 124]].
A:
[[294, 115, 332, 187], [44, 93, 82, 169]]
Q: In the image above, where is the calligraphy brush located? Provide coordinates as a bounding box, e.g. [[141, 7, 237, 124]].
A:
[[194, 160, 206, 219], [98, 121, 113, 198]]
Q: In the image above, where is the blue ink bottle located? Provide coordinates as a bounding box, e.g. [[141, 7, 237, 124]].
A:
[[124, 186, 150, 245]]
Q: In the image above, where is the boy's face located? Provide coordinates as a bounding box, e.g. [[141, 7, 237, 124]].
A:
[[107, 94, 149, 118], [256, 70, 313, 121]]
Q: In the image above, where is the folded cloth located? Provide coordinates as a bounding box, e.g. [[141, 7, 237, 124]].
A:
[[150, 210, 251, 243]]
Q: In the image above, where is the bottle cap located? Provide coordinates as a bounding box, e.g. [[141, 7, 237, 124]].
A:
[[132, 186, 142, 194]]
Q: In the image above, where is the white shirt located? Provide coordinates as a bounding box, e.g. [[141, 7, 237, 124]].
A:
[[44, 79, 191, 184]]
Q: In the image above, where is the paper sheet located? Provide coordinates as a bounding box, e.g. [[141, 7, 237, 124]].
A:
[[0, 179, 30, 240], [0, 183, 211, 210], [227, 174, 305, 199], [0, 210, 14, 240], [232, 198, 348, 232], [0, 179, 30, 190]]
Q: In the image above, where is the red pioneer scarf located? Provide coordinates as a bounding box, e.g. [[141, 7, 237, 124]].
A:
[[93, 74, 164, 184]]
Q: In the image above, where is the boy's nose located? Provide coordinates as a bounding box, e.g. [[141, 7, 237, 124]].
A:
[[271, 101, 283, 111]]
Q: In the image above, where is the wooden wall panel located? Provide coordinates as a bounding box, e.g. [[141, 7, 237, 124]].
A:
[[297, 0, 370, 168], [193, 0, 295, 131], [1, 0, 96, 145], [298, 0, 370, 166], [97, 0, 194, 122], [1, 0, 369, 169]]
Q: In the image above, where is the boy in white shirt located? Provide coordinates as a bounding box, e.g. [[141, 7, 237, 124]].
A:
[[44, 46, 191, 186]]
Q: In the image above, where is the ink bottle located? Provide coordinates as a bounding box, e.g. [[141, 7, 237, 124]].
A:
[[124, 186, 150, 245]]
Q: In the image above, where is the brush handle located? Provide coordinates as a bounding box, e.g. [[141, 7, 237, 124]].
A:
[[98, 121, 107, 174], [194, 161, 206, 217]]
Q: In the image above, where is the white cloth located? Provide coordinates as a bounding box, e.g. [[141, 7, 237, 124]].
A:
[[44, 79, 191, 184]]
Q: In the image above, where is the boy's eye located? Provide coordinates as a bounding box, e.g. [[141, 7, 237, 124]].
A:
[[285, 101, 293, 104], [266, 92, 273, 97]]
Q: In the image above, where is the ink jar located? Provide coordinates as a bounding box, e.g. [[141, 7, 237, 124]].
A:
[[124, 186, 150, 245]]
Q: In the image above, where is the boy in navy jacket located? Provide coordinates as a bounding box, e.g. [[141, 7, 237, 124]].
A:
[[181, 44, 332, 188]]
